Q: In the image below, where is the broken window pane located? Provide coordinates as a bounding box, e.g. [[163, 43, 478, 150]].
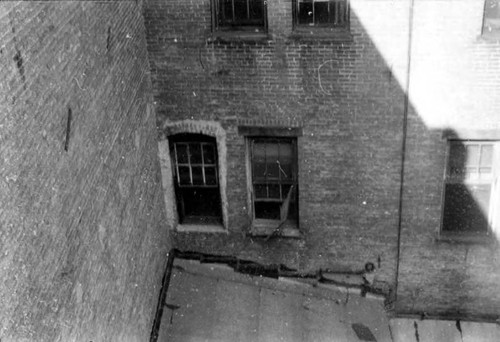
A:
[[250, 137, 298, 224]]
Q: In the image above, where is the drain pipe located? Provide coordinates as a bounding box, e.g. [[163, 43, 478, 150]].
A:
[[394, 0, 415, 309], [150, 248, 178, 342]]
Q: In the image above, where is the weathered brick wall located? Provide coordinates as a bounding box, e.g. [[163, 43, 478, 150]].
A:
[[397, 0, 500, 319], [145, 0, 412, 296], [0, 1, 169, 341]]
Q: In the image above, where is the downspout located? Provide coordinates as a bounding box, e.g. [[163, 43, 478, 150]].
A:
[[394, 0, 415, 309], [150, 249, 178, 342]]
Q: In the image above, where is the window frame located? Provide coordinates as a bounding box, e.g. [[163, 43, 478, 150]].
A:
[[292, 0, 351, 38], [440, 139, 500, 241], [211, 0, 268, 35], [245, 136, 300, 236], [169, 134, 223, 227]]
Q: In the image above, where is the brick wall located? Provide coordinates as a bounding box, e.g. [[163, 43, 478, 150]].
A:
[[145, 0, 413, 296], [147, 0, 500, 320], [0, 1, 169, 341], [397, 0, 500, 319]]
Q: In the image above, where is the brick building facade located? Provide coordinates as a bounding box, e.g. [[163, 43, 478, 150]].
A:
[[0, 1, 169, 341], [145, 0, 500, 321]]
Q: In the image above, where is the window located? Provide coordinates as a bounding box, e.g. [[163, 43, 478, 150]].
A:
[[250, 138, 298, 227], [483, 0, 500, 36], [212, 0, 267, 32], [442, 141, 499, 235], [294, 0, 349, 28], [170, 134, 222, 225]]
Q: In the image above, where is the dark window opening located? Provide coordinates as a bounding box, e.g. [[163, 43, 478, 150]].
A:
[[250, 138, 298, 223], [442, 141, 498, 234], [214, 0, 266, 32], [295, 0, 349, 28], [170, 134, 222, 225], [483, 0, 500, 36]]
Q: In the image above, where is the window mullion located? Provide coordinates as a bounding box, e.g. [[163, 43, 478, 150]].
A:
[[174, 143, 181, 185], [186, 144, 193, 185], [201, 143, 207, 185], [232, 0, 236, 22]]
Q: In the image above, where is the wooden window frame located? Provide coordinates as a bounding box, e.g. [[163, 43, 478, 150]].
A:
[[170, 134, 222, 226], [211, 0, 268, 33], [293, 0, 350, 30], [246, 137, 300, 235], [440, 140, 500, 241]]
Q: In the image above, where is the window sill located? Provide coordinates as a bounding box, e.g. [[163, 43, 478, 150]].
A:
[[437, 231, 495, 245], [290, 27, 352, 42], [249, 219, 302, 238], [176, 223, 227, 234], [209, 31, 269, 43]]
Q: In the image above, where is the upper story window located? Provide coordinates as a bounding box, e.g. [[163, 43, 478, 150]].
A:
[[442, 141, 499, 237], [170, 134, 222, 225], [212, 0, 267, 33], [294, 0, 349, 29], [483, 0, 500, 36]]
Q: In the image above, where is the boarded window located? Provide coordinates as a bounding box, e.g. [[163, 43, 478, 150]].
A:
[[250, 138, 298, 222], [170, 134, 222, 225], [442, 141, 498, 234], [295, 0, 349, 28]]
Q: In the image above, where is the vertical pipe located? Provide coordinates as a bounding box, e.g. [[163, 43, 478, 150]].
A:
[[395, 0, 415, 308]]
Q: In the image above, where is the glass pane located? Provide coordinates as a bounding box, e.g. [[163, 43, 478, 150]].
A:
[[255, 201, 280, 220], [265, 144, 279, 178], [203, 144, 216, 164], [253, 143, 266, 159], [268, 184, 281, 199], [480, 145, 493, 166], [178, 166, 191, 185], [448, 143, 467, 177], [265, 143, 279, 159], [189, 143, 202, 164], [266, 161, 279, 179], [176, 144, 189, 164], [253, 162, 267, 179], [278, 162, 292, 179], [249, 0, 264, 20], [314, 1, 330, 25], [220, 0, 234, 24], [442, 183, 490, 233], [234, 0, 248, 21], [254, 184, 267, 199], [180, 188, 221, 221], [465, 167, 478, 180], [205, 167, 217, 185], [298, 0, 313, 25], [466, 144, 480, 166], [333, 0, 347, 26], [192, 166, 203, 185]]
